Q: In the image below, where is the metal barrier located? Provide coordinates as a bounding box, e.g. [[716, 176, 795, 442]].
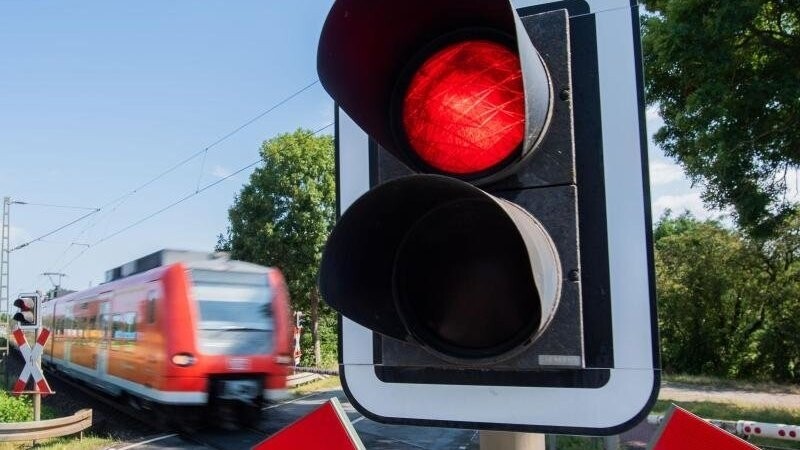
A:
[[294, 366, 339, 376], [0, 409, 92, 442]]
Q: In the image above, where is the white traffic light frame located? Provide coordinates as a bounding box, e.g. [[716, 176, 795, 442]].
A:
[[334, 0, 658, 434]]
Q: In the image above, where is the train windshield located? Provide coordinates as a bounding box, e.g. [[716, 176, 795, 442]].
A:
[[191, 269, 273, 330], [190, 269, 275, 356]]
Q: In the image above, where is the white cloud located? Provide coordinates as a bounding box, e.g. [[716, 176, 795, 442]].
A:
[[645, 105, 664, 134], [211, 165, 233, 179], [652, 192, 721, 220], [649, 160, 685, 186]]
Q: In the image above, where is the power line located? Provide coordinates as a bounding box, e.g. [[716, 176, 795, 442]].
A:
[[59, 122, 334, 272], [29, 79, 322, 282], [11, 208, 101, 252], [97, 79, 320, 212]]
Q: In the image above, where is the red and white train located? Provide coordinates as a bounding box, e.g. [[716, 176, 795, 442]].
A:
[[39, 249, 294, 426]]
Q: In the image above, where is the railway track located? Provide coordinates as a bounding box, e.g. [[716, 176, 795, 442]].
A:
[[7, 351, 343, 449], [44, 364, 277, 449]]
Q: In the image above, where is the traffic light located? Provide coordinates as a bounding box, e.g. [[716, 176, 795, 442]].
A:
[[13, 293, 39, 328], [318, 0, 658, 434]]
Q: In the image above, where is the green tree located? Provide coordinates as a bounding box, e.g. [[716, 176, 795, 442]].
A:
[[744, 211, 800, 380], [642, 0, 800, 236], [218, 129, 336, 366], [655, 212, 763, 376], [654, 211, 800, 381]]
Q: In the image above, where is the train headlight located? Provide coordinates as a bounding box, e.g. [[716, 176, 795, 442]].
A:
[[171, 353, 197, 367]]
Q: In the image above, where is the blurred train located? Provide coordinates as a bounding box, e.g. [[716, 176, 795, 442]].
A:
[[38, 249, 294, 426]]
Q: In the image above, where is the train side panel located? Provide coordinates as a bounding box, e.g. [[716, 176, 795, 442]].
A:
[[38, 259, 293, 421]]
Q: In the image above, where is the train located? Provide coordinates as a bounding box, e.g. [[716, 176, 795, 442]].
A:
[[37, 249, 294, 427]]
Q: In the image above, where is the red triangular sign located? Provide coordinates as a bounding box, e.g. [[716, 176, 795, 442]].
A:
[[253, 397, 365, 450], [649, 405, 759, 449]]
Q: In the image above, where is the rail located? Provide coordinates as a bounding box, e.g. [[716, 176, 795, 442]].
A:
[[0, 409, 92, 442]]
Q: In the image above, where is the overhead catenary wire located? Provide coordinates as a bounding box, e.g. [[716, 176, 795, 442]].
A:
[[26, 79, 322, 284], [58, 121, 335, 273], [95, 79, 321, 213], [11, 208, 101, 252]]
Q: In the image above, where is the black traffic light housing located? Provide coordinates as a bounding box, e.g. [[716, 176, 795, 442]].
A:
[[13, 293, 39, 328], [320, 0, 584, 372], [317, 0, 658, 433]]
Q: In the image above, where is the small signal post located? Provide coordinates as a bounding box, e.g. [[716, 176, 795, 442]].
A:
[[317, 0, 658, 441], [12, 292, 39, 329]]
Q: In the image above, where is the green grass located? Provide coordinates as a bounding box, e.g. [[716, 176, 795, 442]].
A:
[[0, 390, 116, 449], [290, 375, 342, 396], [653, 400, 800, 424], [0, 435, 117, 450], [550, 435, 605, 449]]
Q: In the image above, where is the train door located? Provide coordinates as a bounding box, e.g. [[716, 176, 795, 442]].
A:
[[142, 285, 161, 387], [96, 294, 112, 378]]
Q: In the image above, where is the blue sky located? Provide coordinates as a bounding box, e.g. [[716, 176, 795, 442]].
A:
[[2, 1, 714, 296]]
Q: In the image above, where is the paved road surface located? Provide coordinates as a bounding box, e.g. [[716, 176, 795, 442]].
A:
[[660, 381, 800, 410], [111, 389, 478, 450], [110, 379, 799, 449]]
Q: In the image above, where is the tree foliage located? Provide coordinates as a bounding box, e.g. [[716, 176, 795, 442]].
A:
[[655, 211, 800, 381], [217, 128, 336, 365], [642, 0, 800, 236]]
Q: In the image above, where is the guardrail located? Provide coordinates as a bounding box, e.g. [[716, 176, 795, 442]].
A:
[[294, 366, 339, 376], [0, 409, 92, 442]]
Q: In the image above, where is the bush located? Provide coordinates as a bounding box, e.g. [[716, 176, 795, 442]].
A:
[[0, 391, 34, 423]]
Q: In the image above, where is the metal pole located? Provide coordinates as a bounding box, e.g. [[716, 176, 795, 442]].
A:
[[480, 431, 546, 450], [603, 435, 620, 450], [2, 197, 11, 389], [33, 326, 41, 422]]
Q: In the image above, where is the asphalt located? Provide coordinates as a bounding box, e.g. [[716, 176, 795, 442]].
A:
[[108, 377, 800, 449]]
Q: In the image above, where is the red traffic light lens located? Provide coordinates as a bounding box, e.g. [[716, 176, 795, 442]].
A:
[[401, 39, 525, 176]]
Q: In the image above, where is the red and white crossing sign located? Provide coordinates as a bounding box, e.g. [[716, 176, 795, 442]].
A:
[[11, 327, 53, 396]]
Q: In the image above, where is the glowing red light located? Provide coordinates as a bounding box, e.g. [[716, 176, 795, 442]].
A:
[[401, 39, 524, 175]]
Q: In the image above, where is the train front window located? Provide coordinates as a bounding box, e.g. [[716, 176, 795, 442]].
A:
[[190, 269, 275, 356]]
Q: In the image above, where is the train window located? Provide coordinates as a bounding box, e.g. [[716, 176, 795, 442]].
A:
[[112, 312, 137, 341], [75, 316, 86, 339], [112, 314, 122, 338], [146, 290, 157, 324], [64, 306, 75, 337]]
